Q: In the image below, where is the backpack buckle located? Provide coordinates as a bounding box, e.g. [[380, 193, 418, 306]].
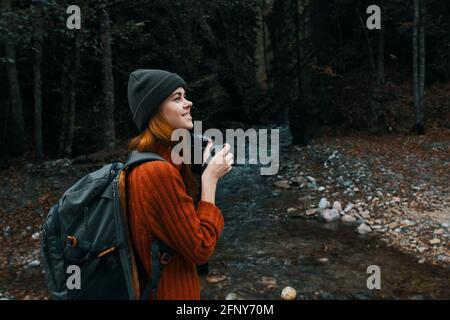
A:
[[66, 236, 78, 248], [159, 252, 171, 265]]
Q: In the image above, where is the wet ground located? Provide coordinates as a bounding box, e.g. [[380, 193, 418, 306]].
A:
[[200, 128, 450, 300]]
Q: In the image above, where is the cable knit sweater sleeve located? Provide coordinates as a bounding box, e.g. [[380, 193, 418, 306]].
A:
[[133, 160, 224, 265]]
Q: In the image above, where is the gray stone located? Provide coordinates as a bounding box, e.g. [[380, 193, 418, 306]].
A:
[[24, 260, 41, 269], [320, 209, 340, 223], [306, 176, 316, 183], [225, 293, 239, 300], [332, 201, 342, 212], [274, 180, 290, 189], [318, 198, 328, 209], [357, 223, 372, 234], [341, 215, 357, 223]]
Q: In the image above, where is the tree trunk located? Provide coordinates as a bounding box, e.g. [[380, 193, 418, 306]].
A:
[[100, 6, 116, 149], [64, 31, 81, 157], [294, 0, 302, 96], [33, 3, 44, 160], [357, 9, 376, 77], [58, 53, 70, 157], [2, 0, 25, 156], [418, 0, 426, 133], [377, 19, 385, 85], [336, 0, 346, 74], [413, 0, 424, 134], [261, 0, 270, 88]]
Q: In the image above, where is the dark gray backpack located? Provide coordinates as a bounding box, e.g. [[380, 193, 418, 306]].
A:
[[40, 151, 173, 300]]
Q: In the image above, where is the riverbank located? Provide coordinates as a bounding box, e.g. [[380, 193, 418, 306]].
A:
[[270, 128, 450, 266]]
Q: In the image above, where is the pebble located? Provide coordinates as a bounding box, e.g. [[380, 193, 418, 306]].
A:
[[281, 286, 297, 300], [318, 186, 325, 192], [274, 180, 290, 189], [357, 223, 372, 235], [387, 222, 399, 229], [400, 220, 415, 227], [286, 207, 297, 213], [433, 228, 445, 235], [344, 204, 353, 212], [341, 215, 357, 223], [306, 176, 316, 183], [418, 258, 426, 264], [320, 209, 340, 223], [31, 232, 40, 240], [318, 257, 329, 263], [318, 198, 328, 209], [332, 201, 342, 212], [305, 209, 317, 216], [225, 293, 239, 300], [24, 260, 41, 269], [206, 275, 227, 284], [429, 238, 441, 245], [361, 211, 370, 219], [392, 196, 401, 203]]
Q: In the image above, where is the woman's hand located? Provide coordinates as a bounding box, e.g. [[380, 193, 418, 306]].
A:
[[202, 139, 234, 181]]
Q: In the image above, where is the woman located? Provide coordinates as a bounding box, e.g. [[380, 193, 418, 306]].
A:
[[119, 69, 233, 300]]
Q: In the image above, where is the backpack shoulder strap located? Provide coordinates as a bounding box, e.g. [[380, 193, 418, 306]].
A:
[[120, 150, 175, 300], [123, 150, 165, 170]]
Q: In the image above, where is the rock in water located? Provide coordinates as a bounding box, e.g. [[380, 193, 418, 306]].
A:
[[24, 260, 41, 269], [31, 232, 40, 240], [306, 176, 316, 183], [357, 223, 372, 235], [341, 215, 357, 223], [333, 201, 342, 212], [281, 286, 297, 300], [225, 293, 239, 300], [274, 180, 290, 189], [318, 198, 328, 209], [320, 209, 340, 223], [305, 209, 317, 216], [206, 275, 227, 284]]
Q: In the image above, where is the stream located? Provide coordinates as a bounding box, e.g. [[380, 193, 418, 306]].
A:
[[200, 127, 450, 300]]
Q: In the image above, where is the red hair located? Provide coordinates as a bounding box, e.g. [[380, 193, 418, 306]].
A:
[[119, 111, 198, 211]]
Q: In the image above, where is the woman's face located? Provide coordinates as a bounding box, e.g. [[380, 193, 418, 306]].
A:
[[160, 87, 193, 130]]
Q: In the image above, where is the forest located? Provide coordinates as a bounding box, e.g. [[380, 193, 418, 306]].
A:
[[0, 0, 449, 300], [1, 0, 449, 159]]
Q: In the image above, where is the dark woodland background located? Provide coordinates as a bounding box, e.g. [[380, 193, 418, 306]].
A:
[[1, 0, 449, 161]]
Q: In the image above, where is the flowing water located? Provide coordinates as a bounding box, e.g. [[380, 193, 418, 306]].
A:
[[200, 127, 450, 300]]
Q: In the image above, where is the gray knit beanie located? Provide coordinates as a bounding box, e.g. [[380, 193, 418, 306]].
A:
[[128, 69, 186, 132]]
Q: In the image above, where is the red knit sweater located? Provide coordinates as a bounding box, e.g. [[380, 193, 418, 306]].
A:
[[126, 141, 224, 300]]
